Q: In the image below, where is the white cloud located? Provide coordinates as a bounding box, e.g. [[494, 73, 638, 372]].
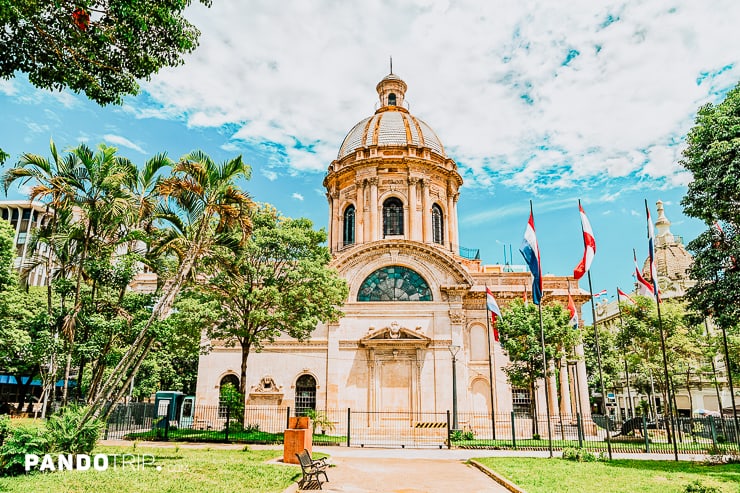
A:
[[102, 134, 146, 154], [0, 79, 17, 96], [261, 170, 278, 181], [127, 0, 740, 194], [292, 193, 304, 201]]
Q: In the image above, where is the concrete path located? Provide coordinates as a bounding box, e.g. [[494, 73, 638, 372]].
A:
[[290, 455, 509, 492]]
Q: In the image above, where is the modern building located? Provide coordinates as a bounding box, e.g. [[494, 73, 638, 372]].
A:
[[195, 72, 593, 430], [0, 200, 52, 286]]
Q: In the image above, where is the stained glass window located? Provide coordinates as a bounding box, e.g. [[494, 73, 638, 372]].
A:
[[357, 265, 432, 301], [383, 197, 404, 236], [343, 205, 355, 246]]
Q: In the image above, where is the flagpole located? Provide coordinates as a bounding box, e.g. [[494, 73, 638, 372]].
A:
[[577, 200, 612, 459], [530, 201, 554, 458], [616, 289, 634, 419], [646, 199, 679, 461], [485, 286, 497, 441]]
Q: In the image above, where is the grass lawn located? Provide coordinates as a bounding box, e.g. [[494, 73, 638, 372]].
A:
[[0, 445, 300, 493], [474, 457, 740, 493]]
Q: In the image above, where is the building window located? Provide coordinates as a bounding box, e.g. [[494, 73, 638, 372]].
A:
[[295, 374, 316, 416], [357, 265, 432, 301], [512, 387, 532, 417], [383, 197, 404, 237], [432, 204, 444, 245], [388, 93, 397, 106], [343, 205, 355, 246]]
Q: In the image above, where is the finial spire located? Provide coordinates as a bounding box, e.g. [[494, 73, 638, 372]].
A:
[[390, 56, 393, 74]]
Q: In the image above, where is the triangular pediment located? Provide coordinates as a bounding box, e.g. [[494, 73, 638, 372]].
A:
[[360, 322, 431, 347]]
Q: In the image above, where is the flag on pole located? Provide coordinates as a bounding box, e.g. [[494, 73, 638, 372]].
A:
[[617, 287, 636, 304], [574, 203, 596, 280], [634, 250, 654, 296], [567, 292, 579, 329], [593, 289, 607, 298], [646, 202, 661, 301], [486, 287, 502, 342], [519, 209, 543, 305]]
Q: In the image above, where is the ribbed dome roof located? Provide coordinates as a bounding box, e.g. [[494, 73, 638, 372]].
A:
[[337, 111, 446, 159], [337, 73, 446, 160]]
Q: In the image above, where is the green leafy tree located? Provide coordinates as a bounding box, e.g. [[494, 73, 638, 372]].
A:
[[0, 0, 212, 105], [86, 150, 253, 421], [680, 81, 740, 343], [0, 218, 15, 291], [497, 299, 578, 431], [203, 204, 348, 395]]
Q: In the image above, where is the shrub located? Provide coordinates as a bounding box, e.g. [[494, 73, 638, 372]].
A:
[[0, 415, 10, 446], [532, 433, 541, 440], [0, 425, 48, 476], [562, 447, 597, 462], [683, 480, 720, 493], [45, 405, 104, 456], [223, 419, 244, 433], [244, 423, 261, 433]]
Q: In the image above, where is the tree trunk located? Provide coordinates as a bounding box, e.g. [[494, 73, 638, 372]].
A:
[[239, 340, 252, 396], [84, 246, 199, 422]]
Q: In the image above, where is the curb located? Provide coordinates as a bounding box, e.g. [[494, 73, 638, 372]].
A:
[[468, 459, 527, 493]]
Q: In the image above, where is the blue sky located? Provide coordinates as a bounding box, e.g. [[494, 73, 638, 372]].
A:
[[1, 1, 739, 319]]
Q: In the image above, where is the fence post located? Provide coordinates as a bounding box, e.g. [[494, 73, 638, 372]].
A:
[[447, 410, 451, 450], [164, 402, 170, 441], [709, 415, 717, 449], [643, 415, 650, 453], [511, 411, 517, 449], [346, 408, 351, 447], [286, 407, 291, 430], [225, 405, 231, 442], [576, 412, 583, 448]]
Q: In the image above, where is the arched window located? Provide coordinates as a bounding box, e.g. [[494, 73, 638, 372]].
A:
[[343, 205, 355, 246], [383, 197, 404, 237], [432, 204, 444, 245], [357, 265, 432, 301], [295, 374, 317, 416], [388, 93, 397, 106]]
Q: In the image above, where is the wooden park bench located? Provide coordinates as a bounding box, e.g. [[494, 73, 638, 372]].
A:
[[295, 449, 329, 490]]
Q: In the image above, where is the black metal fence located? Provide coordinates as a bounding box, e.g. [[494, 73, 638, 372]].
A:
[[104, 404, 740, 455]]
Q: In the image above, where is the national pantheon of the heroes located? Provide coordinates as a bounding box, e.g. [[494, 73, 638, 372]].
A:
[[196, 72, 592, 423]]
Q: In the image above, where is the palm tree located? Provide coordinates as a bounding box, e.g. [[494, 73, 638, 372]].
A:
[[85, 150, 253, 421]]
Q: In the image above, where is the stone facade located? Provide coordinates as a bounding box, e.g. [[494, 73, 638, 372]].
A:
[[196, 73, 592, 422]]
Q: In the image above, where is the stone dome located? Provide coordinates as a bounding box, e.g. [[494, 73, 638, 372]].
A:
[[337, 73, 446, 160]]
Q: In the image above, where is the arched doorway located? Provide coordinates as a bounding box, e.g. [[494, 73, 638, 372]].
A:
[[219, 374, 240, 418], [295, 374, 317, 416]]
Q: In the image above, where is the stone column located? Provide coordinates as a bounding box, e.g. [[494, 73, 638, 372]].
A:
[[547, 360, 558, 416], [369, 177, 378, 241], [407, 177, 419, 242], [446, 184, 455, 251], [325, 323, 340, 410], [574, 344, 591, 419], [421, 179, 431, 243], [559, 356, 573, 419], [330, 190, 340, 251], [326, 193, 334, 253], [452, 192, 460, 250], [356, 180, 365, 244]]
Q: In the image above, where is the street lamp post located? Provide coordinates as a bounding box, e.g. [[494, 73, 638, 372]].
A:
[[449, 345, 460, 431]]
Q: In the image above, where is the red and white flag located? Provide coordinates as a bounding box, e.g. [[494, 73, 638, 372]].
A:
[[574, 203, 596, 280], [593, 289, 607, 298], [634, 250, 654, 296], [486, 287, 502, 342], [617, 287, 636, 304], [646, 202, 661, 301], [567, 292, 579, 329]]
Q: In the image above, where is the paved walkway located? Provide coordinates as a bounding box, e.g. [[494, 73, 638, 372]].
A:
[[288, 455, 509, 492]]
